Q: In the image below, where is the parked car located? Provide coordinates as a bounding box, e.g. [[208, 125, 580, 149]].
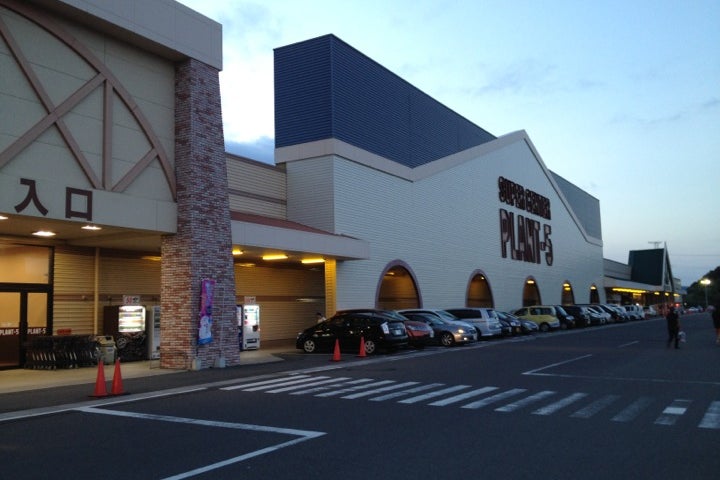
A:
[[561, 305, 591, 328], [398, 309, 481, 340], [398, 311, 478, 347], [605, 304, 630, 322], [594, 304, 624, 323], [511, 306, 561, 332], [296, 311, 408, 354], [552, 305, 576, 329], [443, 307, 504, 338], [335, 309, 433, 348], [643, 305, 658, 317], [579, 305, 608, 325], [497, 311, 534, 334], [622, 304, 644, 321]]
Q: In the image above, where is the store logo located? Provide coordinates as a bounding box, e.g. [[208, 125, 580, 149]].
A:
[[498, 176, 553, 266]]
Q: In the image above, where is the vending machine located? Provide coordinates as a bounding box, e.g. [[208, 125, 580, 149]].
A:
[[237, 304, 260, 350], [103, 305, 147, 361], [147, 306, 161, 360]]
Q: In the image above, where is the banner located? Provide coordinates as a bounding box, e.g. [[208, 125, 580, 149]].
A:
[[198, 278, 216, 345]]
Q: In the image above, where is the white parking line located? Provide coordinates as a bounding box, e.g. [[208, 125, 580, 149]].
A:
[[75, 406, 325, 480], [523, 355, 593, 376]]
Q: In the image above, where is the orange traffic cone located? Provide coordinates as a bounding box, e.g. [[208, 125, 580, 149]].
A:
[[110, 358, 127, 395], [90, 360, 108, 397], [330, 339, 342, 361], [357, 336, 367, 358]]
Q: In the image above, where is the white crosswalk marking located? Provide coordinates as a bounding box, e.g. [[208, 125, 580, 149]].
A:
[[461, 388, 526, 410], [496, 390, 556, 413], [655, 399, 692, 426], [398, 385, 472, 404], [570, 394, 620, 418], [429, 386, 499, 407], [369, 383, 445, 402], [219, 374, 719, 430], [221, 375, 313, 391], [699, 401, 720, 429], [242, 376, 329, 392], [266, 377, 351, 393], [341, 382, 420, 399], [533, 392, 588, 416], [291, 378, 375, 395], [612, 397, 654, 423], [315, 380, 396, 397]]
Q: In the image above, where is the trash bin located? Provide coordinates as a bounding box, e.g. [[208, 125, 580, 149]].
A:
[[95, 335, 117, 365]]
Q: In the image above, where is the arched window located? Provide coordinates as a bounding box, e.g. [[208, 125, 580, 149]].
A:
[[377, 261, 420, 310], [467, 271, 493, 307], [561, 281, 575, 304], [522, 277, 541, 306]]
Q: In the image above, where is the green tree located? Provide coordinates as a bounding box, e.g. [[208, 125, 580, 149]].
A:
[[684, 266, 720, 308]]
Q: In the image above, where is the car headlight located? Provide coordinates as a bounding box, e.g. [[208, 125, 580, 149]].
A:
[[457, 328, 465, 334]]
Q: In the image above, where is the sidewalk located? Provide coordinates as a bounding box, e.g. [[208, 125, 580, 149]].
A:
[[0, 347, 290, 395]]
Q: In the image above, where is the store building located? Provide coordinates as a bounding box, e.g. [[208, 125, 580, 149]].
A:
[[0, 1, 679, 371]]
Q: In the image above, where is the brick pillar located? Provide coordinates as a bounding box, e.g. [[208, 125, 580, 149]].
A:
[[160, 58, 239, 369]]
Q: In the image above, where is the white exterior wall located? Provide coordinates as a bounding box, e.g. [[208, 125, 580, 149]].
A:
[[286, 133, 604, 312], [1, 2, 178, 232]]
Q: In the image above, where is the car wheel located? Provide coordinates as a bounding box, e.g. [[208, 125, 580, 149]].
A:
[[364, 339, 377, 355], [302, 339, 317, 353], [539, 323, 550, 332], [440, 332, 454, 347]]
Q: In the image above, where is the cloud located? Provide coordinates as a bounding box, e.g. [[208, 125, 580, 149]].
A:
[[225, 137, 275, 164]]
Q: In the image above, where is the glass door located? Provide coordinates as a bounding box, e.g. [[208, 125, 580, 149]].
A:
[[0, 292, 20, 368]]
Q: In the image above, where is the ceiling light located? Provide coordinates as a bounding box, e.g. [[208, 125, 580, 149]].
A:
[[262, 254, 288, 261], [301, 258, 325, 264], [0, 214, 8, 220], [232, 248, 244, 256], [82, 225, 102, 231], [141, 255, 162, 261], [32, 230, 55, 237]]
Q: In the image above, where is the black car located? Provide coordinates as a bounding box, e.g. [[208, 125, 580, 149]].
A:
[[552, 305, 576, 329], [296, 311, 408, 354], [561, 305, 591, 327]]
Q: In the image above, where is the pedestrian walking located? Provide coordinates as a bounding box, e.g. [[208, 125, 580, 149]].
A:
[[666, 305, 680, 349], [711, 303, 720, 345]]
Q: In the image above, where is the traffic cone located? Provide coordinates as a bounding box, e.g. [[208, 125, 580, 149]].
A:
[[90, 360, 108, 397], [110, 358, 127, 395], [330, 339, 342, 361], [357, 336, 367, 358]]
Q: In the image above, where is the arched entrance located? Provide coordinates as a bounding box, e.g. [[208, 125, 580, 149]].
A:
[[561, 281, 575, 304], [522, 277, 541, 306], [377, 262, 420, 310], [590, 285, 600, 303], [467, 271, 493, 307]]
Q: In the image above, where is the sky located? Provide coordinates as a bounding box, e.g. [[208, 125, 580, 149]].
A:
[[177, 0, 720, 287]]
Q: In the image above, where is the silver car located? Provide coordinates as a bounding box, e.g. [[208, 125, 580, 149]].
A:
[[444, 307, 504, 338], [397, 309, 478, 346]]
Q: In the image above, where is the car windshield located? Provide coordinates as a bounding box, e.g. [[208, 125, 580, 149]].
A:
[[555, 306, 568, 315], [434, 310, 459, 322]]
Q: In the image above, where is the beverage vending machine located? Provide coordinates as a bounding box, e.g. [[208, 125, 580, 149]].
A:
[[237, 304, 260, 350]]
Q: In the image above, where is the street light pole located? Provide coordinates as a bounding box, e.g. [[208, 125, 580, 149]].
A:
[[700, 278, 711, 309]]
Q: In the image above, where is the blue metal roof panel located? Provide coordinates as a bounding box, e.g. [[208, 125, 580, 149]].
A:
[[274, 34, 496, 166]]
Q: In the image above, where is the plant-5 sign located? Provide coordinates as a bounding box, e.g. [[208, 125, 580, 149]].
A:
[[498, 176, 553, 266]]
